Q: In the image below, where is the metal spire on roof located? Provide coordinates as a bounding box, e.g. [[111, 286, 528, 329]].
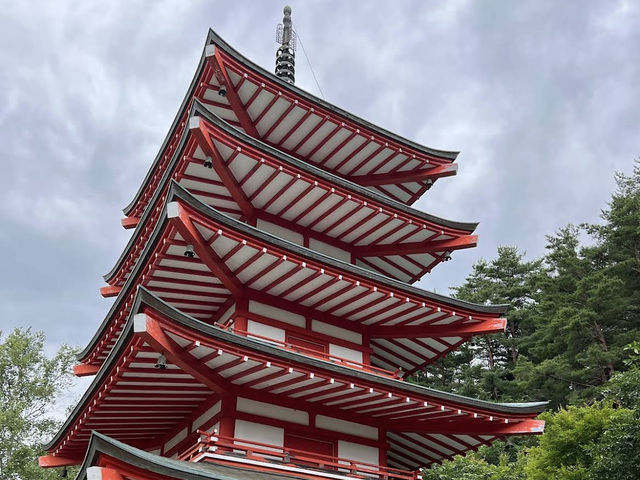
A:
[[275, 5, 296, 84]]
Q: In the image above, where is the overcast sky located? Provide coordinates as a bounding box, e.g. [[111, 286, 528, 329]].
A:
[[1, 1, 638, 358]]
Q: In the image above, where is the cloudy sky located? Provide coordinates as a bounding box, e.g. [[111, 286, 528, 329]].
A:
[[1, 0, 638, 359]]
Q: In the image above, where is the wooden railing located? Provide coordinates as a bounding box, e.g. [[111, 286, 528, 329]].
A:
[[217, 324, 402, 380], [180, 431, 421, 480]]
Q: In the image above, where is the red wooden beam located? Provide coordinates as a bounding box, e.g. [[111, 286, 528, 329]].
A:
[[134, 313, 229, 397], [393, 418, 545, 435], [73, 363, 100, 377], [38, 455, 79, 468], [353, 235, 478, 257], [369, 318, 507, 338], [120, 216, 140, 229], [100, 285, 122, 298], [190, 117, 254, 220], [211, 52, 259, 137], [168, 203, 243, 298]]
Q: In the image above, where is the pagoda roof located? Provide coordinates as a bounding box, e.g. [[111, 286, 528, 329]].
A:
[[46, 287, 544, 469], [109, 101, 477, 286], [74, 432, 331, 480], [80, 182, 506, 371], [124, 29, 460, 221]]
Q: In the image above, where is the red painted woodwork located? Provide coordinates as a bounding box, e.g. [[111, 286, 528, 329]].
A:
[[287, 334, 328, 355], [190, 431, 420, 480], [120, 217, 140, 229], [284, 433, 335, 460], [73, 363, 100, 377], [41, 28, 546, 479], [100, 285, 121, 298]]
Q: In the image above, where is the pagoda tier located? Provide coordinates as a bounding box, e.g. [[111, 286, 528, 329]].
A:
[[71, 432, 424, 480], [77, 183, 507, 375], [41, 288, 544, 471], [109, 102, 476, 288], [124, 29, 459, 225]]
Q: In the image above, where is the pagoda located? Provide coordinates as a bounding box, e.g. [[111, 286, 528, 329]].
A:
[[40, 8, 545, 480]]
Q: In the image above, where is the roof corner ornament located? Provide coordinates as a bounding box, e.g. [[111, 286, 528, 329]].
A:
[[275, 5, 296, 84]]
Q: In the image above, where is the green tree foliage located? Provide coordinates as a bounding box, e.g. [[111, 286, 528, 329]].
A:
[[419, 163, 640, 479], [0, 328, 77, 480], [413, 247, 543, 402], [524, 406, 618, 480]]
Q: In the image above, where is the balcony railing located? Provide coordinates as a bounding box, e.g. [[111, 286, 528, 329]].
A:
[[216, 324, 402, 380], [180, 431, 421, 480]]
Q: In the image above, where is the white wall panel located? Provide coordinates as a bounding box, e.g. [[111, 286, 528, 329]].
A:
[[192, 400, 221, 431], [237, 397, 309, 425], [308, 238, 350, 263], [330, 344, 363, 364], [247, 320, 286, 343], [316, 415, 378, 440], [338, 440, 379, 466], [235, 419, 284, 451], [164, 427, 187, 453], [249, 301, 306, 327], [257, 219, 304, 245], [312, 320, 362, 345]]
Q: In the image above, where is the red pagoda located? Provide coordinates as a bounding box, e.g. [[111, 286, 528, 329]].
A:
[[40, 8, 545, 480]]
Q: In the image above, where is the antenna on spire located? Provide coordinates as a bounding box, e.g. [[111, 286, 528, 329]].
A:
[[275, 6, 296, 84]]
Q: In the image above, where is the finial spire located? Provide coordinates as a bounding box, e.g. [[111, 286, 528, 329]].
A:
[[275, 6, 296, 84]]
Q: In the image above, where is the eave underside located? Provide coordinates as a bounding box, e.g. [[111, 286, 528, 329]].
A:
[[114, 102, 476, 287], [81, 184, 506, 373], [45, 289, 544, 471], [126, 29, 460, 221]]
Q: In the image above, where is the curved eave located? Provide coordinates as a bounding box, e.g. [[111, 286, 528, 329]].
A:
[[205, 28, 458, 162], [197, 100, 475, 232], [174, 181, 505, 315], [57, 287, 543, 453], [107, 100, 477, 285], [75, 432, 292, 480], [84, 182, 504, 365], [124, 27, 460, 217]]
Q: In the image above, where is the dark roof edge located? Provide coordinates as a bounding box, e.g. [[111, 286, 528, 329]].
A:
[[192, 100, 478, 232], [135, 286, 544, 415], [64, 287, 543, 454], [82, 181, 503, 365], [206, 29, 459, 161], [79, 198, 176, 362], [108, 99, 475, 284], [75, 432, 294, 480], [171, 181, 507, 314]]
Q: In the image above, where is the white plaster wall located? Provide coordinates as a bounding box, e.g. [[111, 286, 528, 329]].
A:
[[308, 238, 350, 263], [338, 441, 379, 466], [237, 397, 309, 425], [249, 300, 306, 327], [234, 419, 284, 452], [217, 304, 236, 325], [257, 219, 303, 245], [205, 421, 220, 434], [164, 427, 187, 453], [247, 320, 286, 343], [192, 400, 221, 431], [330, 344, 363, 364], [312, 320, 362, 344], [315, 415, 378, 440]]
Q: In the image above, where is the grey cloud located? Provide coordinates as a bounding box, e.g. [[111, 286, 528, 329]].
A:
[[0, 0, 638, 352]]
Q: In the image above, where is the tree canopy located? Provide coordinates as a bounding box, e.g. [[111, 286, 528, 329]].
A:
[[0, 328, 77, 480], [418, 163, 640, 479]]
